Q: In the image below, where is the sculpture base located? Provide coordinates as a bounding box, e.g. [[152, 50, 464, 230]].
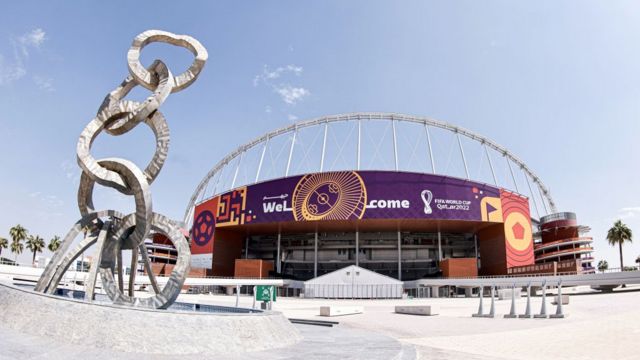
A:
[[0, 282, 301, 355]]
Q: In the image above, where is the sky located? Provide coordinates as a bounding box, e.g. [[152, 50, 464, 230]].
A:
[[0, 1, 638, 268]]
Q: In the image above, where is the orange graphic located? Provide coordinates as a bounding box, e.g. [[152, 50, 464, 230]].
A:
[[501, 189, 534, 267], [292, 171, 367, 221], [217, 187, 249, 227], [480, 196, 503, 222]]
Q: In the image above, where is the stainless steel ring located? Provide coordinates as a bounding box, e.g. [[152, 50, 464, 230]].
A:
[[77, 158, 152, 247], [127, 30, 208, 93]]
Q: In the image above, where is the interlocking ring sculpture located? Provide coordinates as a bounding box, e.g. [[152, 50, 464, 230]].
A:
[[35, 30, 208, 309]]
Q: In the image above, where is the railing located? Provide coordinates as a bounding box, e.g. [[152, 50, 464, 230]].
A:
[[534, 237, 593, 251], [428, 271, 581, 281], [600, 267, 640, 273], [539, 212, 576, 224], [535, 247, 593, 261]]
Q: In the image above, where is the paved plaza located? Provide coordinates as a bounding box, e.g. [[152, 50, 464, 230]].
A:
[[179, 286, 640, 359], [1, 284, 639, 359]]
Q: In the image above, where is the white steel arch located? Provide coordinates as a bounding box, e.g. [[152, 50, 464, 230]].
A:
[[184, 112, 557, 226]]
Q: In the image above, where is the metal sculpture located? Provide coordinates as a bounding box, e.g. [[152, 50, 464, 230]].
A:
[[35, 30, 208, 309]]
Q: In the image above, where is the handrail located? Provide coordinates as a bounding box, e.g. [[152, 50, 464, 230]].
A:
[[536, 247, 593, 261], [534, 237, 593, 250]]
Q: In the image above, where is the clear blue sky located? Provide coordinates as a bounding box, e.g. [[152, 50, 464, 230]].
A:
[[0, 1, 638, 267]]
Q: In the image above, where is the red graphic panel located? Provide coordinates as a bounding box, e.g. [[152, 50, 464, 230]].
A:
[[500, 190, 534, 267], [192, 197, 218, 255]]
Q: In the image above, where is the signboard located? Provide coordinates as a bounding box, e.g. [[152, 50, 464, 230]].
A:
[[190, 197, 218, 269], [255, 285, 276, 302], [193, 170, 508, 229]]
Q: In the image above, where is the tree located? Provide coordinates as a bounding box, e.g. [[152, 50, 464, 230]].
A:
[[597, 260, 608, 273], [48, 235, 61, 252], [26, 235, 45, 266], [636, 255, 640, 268], [9, 225, 27, 263], [0, 237, 8, 258], [607, 220, 633, 270], [10, 239, 24, 263]]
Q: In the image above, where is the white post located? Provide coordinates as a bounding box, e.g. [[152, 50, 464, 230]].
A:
[[255, 138, 268, 183], [211, 170, 222, 198], [484, 143, 498, 186], [252, 285, 256, 309], [457, 133, 470, 180], [357, 119, 362, 170], [425, 124, 436, 173], [506, 156, 519, 192], [525, 173, 541, 219], [285, 128, 297, 176], [320, 122, 328, 172], [538, 185, 550, 214], [392, 119, 399, 171], [231, 151, 244, 189]]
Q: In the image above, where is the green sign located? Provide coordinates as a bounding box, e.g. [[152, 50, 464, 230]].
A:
[[256, 285, 276, 302]]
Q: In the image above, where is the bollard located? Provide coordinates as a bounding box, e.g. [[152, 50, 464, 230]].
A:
[[519, 282, 533, 318], [483, 284, 496, 318], [534, 280, 548, 319], [472, 284, 484, 317], [504, 283, 518, 318], [235, 284, 240, 308], [550, 280, 566, 318]]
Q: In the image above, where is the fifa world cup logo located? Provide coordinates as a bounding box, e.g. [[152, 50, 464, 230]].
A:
[[421, 189, 433, 215]]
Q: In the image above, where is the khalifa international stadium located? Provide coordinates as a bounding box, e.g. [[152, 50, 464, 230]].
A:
[[148, 113, 595, 283]]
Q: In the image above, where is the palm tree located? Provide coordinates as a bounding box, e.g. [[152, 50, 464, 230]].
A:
[[10, 240, 24, 263], [607, 220, 633, 270], [9, 225, 27, 263], [0, 237, 8, 258], [48, 235, 61, 252], [26, 235, 45, 266], [597, 260, 608, 273]]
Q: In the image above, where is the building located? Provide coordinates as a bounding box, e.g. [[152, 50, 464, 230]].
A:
[[535, 212, 595, 273], [179, 113, 593, 281]]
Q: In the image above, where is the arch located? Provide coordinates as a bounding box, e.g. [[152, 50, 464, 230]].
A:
[[184, 112, 556, 225]]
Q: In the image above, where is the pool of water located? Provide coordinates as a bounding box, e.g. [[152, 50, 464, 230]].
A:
[[18, 285, 261, 314]]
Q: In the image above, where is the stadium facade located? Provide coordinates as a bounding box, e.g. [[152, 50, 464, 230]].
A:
[[150, 113, 595, 281]]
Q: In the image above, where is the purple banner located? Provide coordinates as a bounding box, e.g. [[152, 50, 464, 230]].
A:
[[205, 171, 502, 227]]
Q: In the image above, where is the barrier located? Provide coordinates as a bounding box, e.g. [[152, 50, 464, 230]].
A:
[[472, 284, 485, 317], [319, 306, 364, 317], [504, 283, 518, 318], [518, 282, 533, 318], [550, 280, 566, 318], [395, 305, 440, 316], [534, 280, 548, 319]]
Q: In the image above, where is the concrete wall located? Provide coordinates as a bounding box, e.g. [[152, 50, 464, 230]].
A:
[[0, 282, 301, 355]]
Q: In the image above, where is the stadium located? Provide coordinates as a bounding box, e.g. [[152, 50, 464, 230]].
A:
[[149, 113, 595, 283]]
